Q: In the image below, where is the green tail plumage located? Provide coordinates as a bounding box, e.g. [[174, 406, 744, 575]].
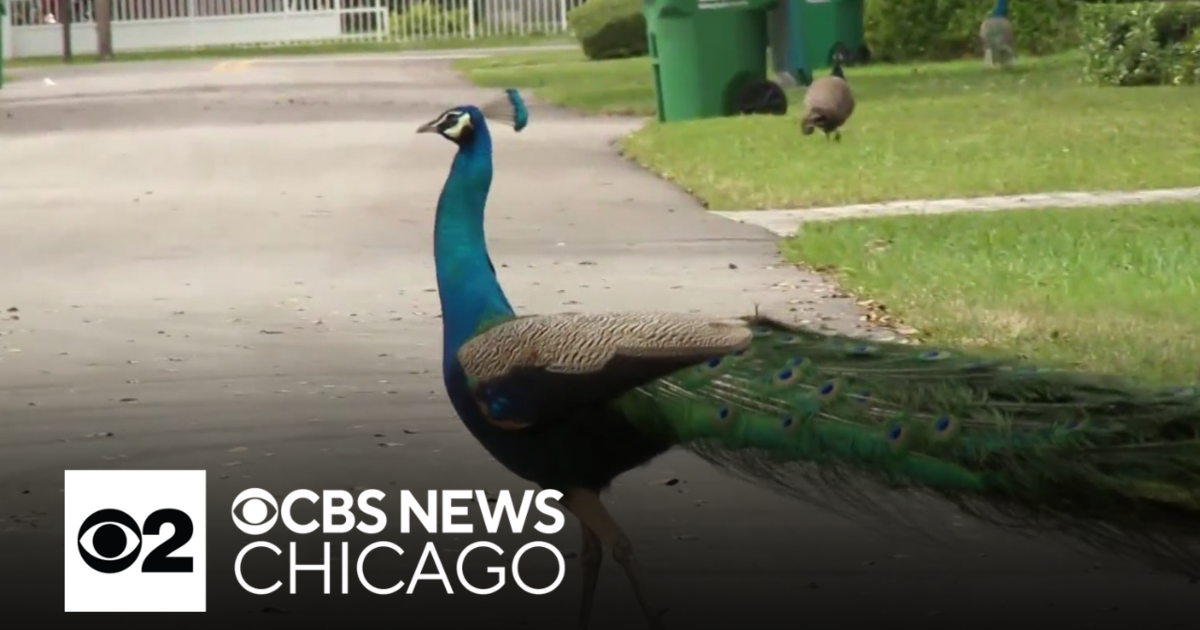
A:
[[617, 315, 1200, 575]]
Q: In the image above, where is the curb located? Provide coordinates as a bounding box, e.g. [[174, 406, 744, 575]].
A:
[[711, 187, 1200, 237], [244, 44, 578, 65]]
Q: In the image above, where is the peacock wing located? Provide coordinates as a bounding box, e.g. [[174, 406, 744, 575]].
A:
[[457, 312, 753, 428]]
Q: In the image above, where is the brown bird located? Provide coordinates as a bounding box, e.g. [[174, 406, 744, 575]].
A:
[[801, 58, 855, 142]]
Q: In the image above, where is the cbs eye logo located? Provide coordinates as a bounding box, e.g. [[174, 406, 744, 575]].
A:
[[77, 508, 195, 574], [231, 488, 280, 534]]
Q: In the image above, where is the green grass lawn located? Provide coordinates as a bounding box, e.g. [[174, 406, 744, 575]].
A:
[[455, 51, 1200, 211], [781, 203, 1200, 385], [6, 35, 570, 69], [455, 49, 654, 116]]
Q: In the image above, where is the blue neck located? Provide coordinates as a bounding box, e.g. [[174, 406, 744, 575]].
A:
[[990, 0, 1007, 17], [434, 122, 514, 363]]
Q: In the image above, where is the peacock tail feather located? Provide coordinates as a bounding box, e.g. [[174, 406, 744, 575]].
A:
[[595, 314, 1200, 574], [460, 310, 1200, 533]]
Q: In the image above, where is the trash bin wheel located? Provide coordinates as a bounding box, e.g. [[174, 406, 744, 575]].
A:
[[735, 80, 788, 116]]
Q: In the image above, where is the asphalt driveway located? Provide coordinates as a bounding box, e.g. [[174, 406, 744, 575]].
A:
[[0, 53, 1193, 626]]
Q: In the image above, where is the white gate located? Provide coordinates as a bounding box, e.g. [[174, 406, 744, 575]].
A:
[[3, 0, 587, 59]]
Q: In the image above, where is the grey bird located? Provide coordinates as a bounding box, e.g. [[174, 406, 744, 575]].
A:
[[801, 58, 855, 142], [981, 0, 1016, 67]]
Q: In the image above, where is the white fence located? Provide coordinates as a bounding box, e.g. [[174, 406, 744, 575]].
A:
[[2, 0, 585, 59]]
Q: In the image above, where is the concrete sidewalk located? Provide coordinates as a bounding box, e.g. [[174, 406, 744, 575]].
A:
[[714, 187, 1200, 236]]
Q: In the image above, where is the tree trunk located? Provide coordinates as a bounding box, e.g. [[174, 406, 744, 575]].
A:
[[60, 0, 73, 62], [96, 0, 114, 61]]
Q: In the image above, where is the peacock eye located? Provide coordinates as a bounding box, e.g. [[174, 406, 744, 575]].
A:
[[442, 112, 472, 139]]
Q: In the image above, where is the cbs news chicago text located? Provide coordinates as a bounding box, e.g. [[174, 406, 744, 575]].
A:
[[64, 470, 569, 612], [229, 487, 568, 596]]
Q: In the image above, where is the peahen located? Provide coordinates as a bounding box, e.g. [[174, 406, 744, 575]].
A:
[[418, 89, 1200, 629], [981, 0, 1016, 68], [801, 55, 855, 142]]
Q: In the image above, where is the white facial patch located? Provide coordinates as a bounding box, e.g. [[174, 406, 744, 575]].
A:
[[442, 111, 472, 139]]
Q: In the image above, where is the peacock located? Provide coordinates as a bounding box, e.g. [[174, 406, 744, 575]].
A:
[[981, 0, 1016, 68], [418, 89, 1200, 629], [801, 55, 855, 142]]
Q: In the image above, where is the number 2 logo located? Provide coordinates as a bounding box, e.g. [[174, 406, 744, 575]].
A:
[[77, 508, 195, 574]]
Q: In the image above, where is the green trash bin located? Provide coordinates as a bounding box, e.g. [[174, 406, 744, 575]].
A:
[[797, 0, 868, 72], [643, 0, 780, 123]]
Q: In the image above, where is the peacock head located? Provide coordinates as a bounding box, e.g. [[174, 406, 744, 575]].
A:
[[416, 88, 529, 147]]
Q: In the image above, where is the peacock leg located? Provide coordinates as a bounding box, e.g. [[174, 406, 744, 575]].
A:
[[578, 523, 602, 629], [834, 130, 842, 142], [562, 488, 667, 630]]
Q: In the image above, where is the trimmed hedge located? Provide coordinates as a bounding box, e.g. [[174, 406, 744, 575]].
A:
[[862, 0, 1163, 63], [567, 0, 648, 61], [1080, 1, 1200, 85], [562, 0, 1200, 73], [864, 0, 1082, 62]]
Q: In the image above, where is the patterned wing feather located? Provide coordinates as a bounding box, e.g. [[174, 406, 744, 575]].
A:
[[458, 312, 753, 428]]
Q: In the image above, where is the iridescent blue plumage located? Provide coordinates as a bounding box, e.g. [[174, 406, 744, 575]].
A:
[[429, 104, 514, 359], [419, 91, 674, 629], [422, 90, 667, 461]]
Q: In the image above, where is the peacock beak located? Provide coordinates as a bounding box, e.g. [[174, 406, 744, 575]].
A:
[[416, 121, 438, 134]]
